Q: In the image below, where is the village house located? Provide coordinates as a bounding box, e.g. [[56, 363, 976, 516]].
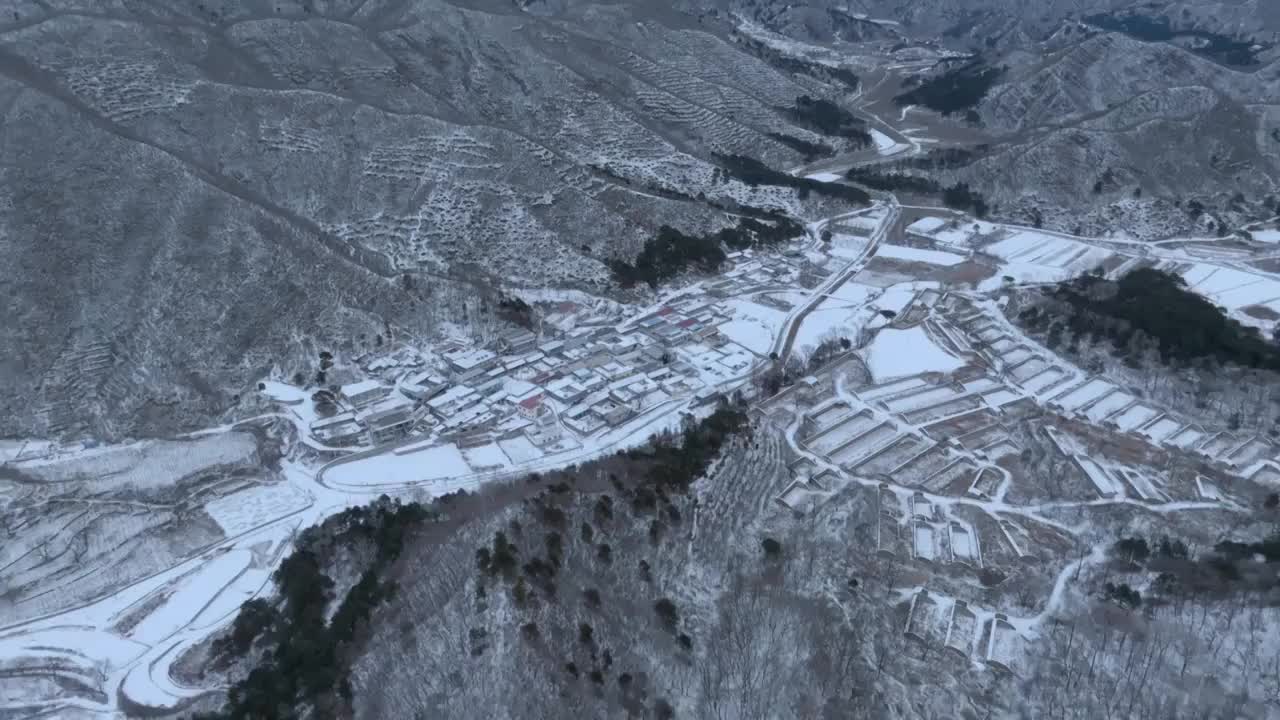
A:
[[339, 379, 390, 409]]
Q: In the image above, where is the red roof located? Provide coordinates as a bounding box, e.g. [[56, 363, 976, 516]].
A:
[[656, 306, 675, 316], [518, 394, 544, 409], [677, 318, 697, 328]]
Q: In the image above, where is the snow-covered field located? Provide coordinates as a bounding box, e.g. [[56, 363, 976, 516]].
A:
[[719, 298, 789, 355], [870, 129, 907, 156], [877, 244, 966, 266], [862, 326, 965, 382], [204, 481, 311, 536], [805, 171, 844, 183], [329, 443, 472, 488], [978, 231, 1114, 290], [1176, 263, 1280, 319]]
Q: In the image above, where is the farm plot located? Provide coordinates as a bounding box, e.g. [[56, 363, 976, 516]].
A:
[[948, 522, 981, 566], [1082, 390, 1135, 424], [1009, 357, 1048, 382], [1140, 416, 1184, 444], [967, 468, 1002, 498], [1181, 264, 1280, 317], [877, 513, 910, 557], [1050, 378, 1114, 413], [912, 521, 942, 561], [904, 396, 983, 425], [804, 412, 879, 456], [1198, 432, 1241, 460], [925, 408, 1001, 439], [830, 423, 899, 467], [989, 337, 1018, 354], [1002, 347, 1034, 367], [956, 422, 1008, 450], [14, 434, 258, 495], [1164, 425, 1204, 449], [1227, 437, 1272, 467], [894, 446, 955, 486], [905, 591, 949, 643], [859, 376, 930, 402], [879, 483, 905, 516], [978, 232, 1113, 290], [1111, 403, 1160, 432], [204, 481, 310, 536], [883, 385, 965, 414], [985, 616, 1024, 673], [1074, 455, 1122, 497], [808, 401, 854, 430], [1019, 366, 1067, 395], [945, 602, 978, 658], [327, 443, 471, 488], [982, 389, 1021, 410], [923, 458, 980, 493], [462, 443, 512, 472], [1114, 468, 1166, 502], [854, 434, 933, 475]]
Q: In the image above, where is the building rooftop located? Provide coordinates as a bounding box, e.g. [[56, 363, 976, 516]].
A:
[[340, 379, 384, 397], [444, 348, 498, 371], [906, 216, 948, 235]]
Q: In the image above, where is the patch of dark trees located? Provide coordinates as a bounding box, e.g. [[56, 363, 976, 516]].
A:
[[892, 59, 1005, 116], [716, 153, 871, 205], [198, 404, 752, 720], [609, 214, 804, 288], [496, 293, 536, 330], [843, 167, 989, 217], [735, 33, 861, 90], [1021, 269, 1280, 371], [767, 132, 835, 161], [1108, 531, 1280, 608], [196, 498, 432, 720], [897, 146, 990, 172], [1083, 12, 1262, 67], [782, 96, 872, 147]]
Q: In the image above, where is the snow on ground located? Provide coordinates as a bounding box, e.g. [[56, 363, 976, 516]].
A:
[[462, 443, 512, 471], [862, 326, 965, 382], [877, 244, 966, 266], [793, 286, 877, 353], [870, 129, 906, 156], [1178, 263, 1280, 318], [829, 234, 871, 261], [873, 282, 936, 316], [127, 549, 252, 645], [805, 171, 844, 183], [498, 435, 543, 464], [204, 481, 310, 536], [260, 381, 307, 404], [718, 298, 788, 355], [328, 443, 471, 488], [1251, 230, 1280, 243], [978, 231, 1114, 290]]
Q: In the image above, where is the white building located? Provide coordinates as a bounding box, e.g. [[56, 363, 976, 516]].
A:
[[339, 380, 390, 409]]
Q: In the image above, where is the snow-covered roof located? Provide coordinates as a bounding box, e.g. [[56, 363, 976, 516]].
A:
[[906, 217, 948, 235], [444, 348, 497, 370], [340, 379, 384, 397]]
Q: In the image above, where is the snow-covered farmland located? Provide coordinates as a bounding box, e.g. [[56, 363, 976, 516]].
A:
[[877, 244, 966, 266], [1176, 263, 1280, 321], [719, 298, 788, 355], [979, 231, 1113, 290], [328, 443, 472, 488], [862, 326, 966, 382], [204, 481, 310, 536]]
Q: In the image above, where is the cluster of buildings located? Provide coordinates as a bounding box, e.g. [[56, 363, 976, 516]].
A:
[[305, 290, 767, 452], [904, 215, 983, 250]]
